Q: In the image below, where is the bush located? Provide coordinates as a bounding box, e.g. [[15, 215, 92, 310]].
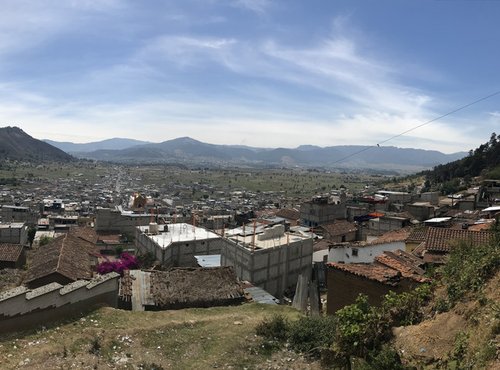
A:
[[255, 314, 289, 343], [442, 241, 500, 304], [97, 252, 139, 275], [288, 315, 336, 356]]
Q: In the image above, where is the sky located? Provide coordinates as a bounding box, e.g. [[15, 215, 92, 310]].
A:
[[0, 0, 499, 153]]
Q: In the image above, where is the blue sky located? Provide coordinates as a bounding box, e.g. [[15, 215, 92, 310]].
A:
[[0, 0, 499, 153]]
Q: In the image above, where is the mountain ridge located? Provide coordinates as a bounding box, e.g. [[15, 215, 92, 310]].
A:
[[45, 135, 466, 171]]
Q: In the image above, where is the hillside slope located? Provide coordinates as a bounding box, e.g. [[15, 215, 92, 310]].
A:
[[0, 126, 72, 162]]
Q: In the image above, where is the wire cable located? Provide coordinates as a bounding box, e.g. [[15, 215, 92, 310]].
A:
[[330, 90, 500, 165]]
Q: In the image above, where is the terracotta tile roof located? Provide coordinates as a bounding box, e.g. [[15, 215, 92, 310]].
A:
[[313, 239, 332, 252], [468, 223, 494, 231], [275, 208, 300, 221], [25, 234, 96, 285], [375, 250, 429, 283], [0, 244, 23, 262], [406, 227, 429, 244], [327, 262, 401, 286], [69, 226, 98, 244], [369, 227, 412, 246], [425, 227, 493, 252], [320, 220, 357, 237]]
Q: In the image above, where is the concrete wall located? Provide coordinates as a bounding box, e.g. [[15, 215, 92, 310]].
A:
[[0, 272, 119, 333], [95, 208, 150, 235], [0, 206, 38, 225], [300, 202, 346, 227], [328, 241, 405, 264], [0, 223, 28, 245], [368, 217, 409, 236], [135, 230, 224, 267], [405, 204, 434, 221], [221, 237, 313, 298], [420, 192, 440, 206]]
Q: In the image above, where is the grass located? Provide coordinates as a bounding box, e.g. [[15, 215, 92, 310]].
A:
[[0, 303, 316, 369]]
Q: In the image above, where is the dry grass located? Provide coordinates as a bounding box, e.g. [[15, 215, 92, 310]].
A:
[[0, 303, 322, 369]]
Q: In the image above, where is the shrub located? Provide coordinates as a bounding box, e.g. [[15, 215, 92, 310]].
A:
[[255, 314, 289, 343], [288, 315, 336, 356], [97, 252, 139, 275]]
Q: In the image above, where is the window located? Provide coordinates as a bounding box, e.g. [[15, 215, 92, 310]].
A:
[[351, 248, 358, 257]]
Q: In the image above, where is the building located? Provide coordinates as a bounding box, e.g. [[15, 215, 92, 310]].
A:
[[24, 233, 98, 289], [221, 224, 313, 297], [0, 205, 38, 225], [0, 222, 28, 245], [326, 249, 427, 313], [319, 220, 358, 243], [367, 215, 410, 237], [417, 227, 493, 264], [119, 267, 245, 311], [0, 244, 26, 269], [95, 207, 152, 235], [135, 223, 224, 267], [300, 195, 347, 227]]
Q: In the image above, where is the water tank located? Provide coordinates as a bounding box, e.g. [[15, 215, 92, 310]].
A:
[[149, 222, 159, 235]]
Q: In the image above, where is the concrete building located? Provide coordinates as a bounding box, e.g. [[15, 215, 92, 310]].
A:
[[0, 205, 38, 225], [221, 224, 313, 298], [300, 196, 346, 227], [0, 222, 28, 245], [95, 207, 152, 235], [367, 215, 410, 236], [405, 202, 435, 221], [135, 223, 224, 267], [329, 228, 411, 264]]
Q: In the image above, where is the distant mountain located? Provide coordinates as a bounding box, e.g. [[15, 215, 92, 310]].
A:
[[69, 136, 466, 171], [44, 138, 151, 153], [0, 126, 73, 162]]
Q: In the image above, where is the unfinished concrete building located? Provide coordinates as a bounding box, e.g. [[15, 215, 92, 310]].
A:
[[221, 224, 313, 298], [135, 223, 225, 267]]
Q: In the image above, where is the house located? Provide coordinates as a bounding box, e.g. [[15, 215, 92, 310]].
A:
[[0, 244, 26, 269], [24, 233, 98, 289], [0, 222, 28, 245], [319, 220, 357, 243], [119, 267, 244, 310], [418, 227, 493, 264], [405, 202, 435, 221], [405, 227, 428, 252], [326, 249, 427, 313], [300, 195, 347, 227], [135, 223, 224, 267], [367, 215, 411, 236], [275, 208, 300, 226], [222, 223, 313, 297], [329, 228, 411, 264]]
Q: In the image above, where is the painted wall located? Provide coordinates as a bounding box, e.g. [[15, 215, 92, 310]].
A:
[[328, 241, 405, 264]]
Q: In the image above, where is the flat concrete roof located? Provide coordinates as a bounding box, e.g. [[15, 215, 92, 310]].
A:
[[138, 223, 220, 249], [229, 232, 308, 250]]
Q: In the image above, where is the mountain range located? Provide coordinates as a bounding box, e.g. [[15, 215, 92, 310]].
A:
[[44, 135, 466, 171], [0, 126, 467, 171]]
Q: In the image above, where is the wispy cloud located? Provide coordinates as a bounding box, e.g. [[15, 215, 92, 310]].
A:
[[232, 0, 271, 15]]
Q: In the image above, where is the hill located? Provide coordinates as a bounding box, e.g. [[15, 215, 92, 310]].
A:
[[0, 126, 72, 162], [60, 136, 465, 171], [44, 138, 151, 153], [422, 132, 500, 193]]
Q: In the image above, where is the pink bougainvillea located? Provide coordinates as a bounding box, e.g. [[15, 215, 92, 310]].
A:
[[97, 252, 139, 275]]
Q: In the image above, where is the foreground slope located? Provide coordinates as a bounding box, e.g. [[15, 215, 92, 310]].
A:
[[0, 303, 320, 370]]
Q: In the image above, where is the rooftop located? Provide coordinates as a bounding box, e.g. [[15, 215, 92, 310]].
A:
[[138, 223, 220, 249], [0, 244, 24, 262]]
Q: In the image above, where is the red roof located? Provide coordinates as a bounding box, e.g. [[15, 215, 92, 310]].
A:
[[424, 227, 493, 252], [0, 244, 23, 262]]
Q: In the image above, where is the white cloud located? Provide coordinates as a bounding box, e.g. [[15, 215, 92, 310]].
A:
[[232, 0, 271, 15]]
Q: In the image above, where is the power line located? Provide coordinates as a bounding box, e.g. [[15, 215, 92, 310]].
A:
[[331, 90, 500, 165]]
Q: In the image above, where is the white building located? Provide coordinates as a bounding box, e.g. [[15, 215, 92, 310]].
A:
[[329, 228, 410, 264], [135, 223, 225, 267]]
